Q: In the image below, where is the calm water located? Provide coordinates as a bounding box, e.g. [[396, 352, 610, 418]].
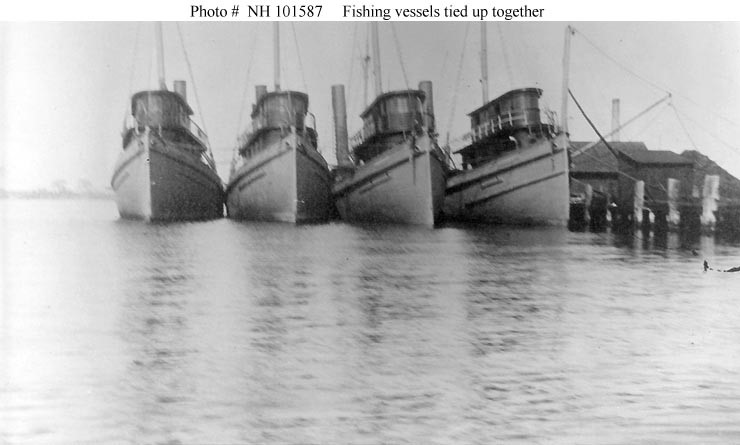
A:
[[2, 198, 740, 444]]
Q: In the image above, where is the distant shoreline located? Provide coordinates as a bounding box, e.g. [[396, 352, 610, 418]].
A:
[[0, 190, 114, 200]]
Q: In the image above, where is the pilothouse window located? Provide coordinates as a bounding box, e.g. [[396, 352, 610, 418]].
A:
[[390, 97, 410, 113]]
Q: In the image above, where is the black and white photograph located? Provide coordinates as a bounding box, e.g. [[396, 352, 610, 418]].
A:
[[2, 15, 740, 444]]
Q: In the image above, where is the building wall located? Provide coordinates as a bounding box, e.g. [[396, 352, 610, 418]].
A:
[[617, 159, 694, 212], [571, 174, 619, 201]]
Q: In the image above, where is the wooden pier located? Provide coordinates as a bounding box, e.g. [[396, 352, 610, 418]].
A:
[[570, 141, 740, 239]]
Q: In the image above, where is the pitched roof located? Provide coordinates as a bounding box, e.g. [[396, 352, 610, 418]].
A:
[[617, 149, 693, 166], [570, 141, 649, 173], [681, 150, 740, 199]]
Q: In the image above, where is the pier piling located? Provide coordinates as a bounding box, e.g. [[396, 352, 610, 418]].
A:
[[701, 174, 720, 233]]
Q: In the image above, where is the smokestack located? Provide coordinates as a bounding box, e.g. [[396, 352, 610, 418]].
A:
[[418, 80, 435, 133], [173, 80, 187, 103], [332, 85, 352, 168], [611, 98, 620, 142], [255, 85, 268, 103]]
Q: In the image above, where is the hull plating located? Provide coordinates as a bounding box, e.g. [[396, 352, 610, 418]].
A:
[[444, 134, 570, 225], [226, 133, 332, 223], [111, 132, 224, 222], [333, 135, 446, 226]]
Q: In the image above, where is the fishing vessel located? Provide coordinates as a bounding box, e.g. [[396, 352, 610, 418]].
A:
[[444, 88, 570, 225], [332, 23, 447, 226], [226, 23, 332, 223], [111, 23, 223, 222], [443, 24, 571, 225]]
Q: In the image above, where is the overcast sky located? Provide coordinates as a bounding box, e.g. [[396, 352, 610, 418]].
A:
[[2, 21, 740, 190]]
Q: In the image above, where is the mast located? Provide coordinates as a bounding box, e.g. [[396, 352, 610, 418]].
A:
[[611, 98, 620, 141], [155, 22, 167, 90], [332, 85, 352, 168], [480, 22, 489, 104], [570, 93, 672, 157], [371, 22, 382, 96], [274, 22, 281, 91], [363, 24, 370, 107], [560, 25, 574, 134]]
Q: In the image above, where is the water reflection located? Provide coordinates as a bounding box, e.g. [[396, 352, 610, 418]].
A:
[[111, 222, 197, 442], [5, 199, 740, 444]]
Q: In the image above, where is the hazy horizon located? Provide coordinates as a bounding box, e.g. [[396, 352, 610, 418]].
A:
[[2, 22, 740, 191]]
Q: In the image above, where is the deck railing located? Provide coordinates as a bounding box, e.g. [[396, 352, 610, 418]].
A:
[[123, 114, 210, 147], [470, 109, 536, 142], [189, 119, 209, 146], [350, 128, 367, 149], [235, 112, 315, 151]]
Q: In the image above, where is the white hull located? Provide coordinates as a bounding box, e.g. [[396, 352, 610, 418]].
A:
[[111, 130, 224, 222], [112, 136, 152, 220], [444, 133, 570, 225], [333, 135, 446, 226], [226, 132, 332, 223]]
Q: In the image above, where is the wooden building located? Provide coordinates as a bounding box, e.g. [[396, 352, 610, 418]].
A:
[[614, 148, 695, 215], [570, 141, 697, 232], [570, 141, 650, 200]]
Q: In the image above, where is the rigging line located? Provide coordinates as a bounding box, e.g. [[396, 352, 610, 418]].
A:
[[569, 89, 657, 200], [147, 29, 154, 94], [495, 23, 514, 88], [348, 25, 367, 137], [290, 23, 309, 95], [345, 23, 359, 122], [236, 29, 259, 138], [444, 22, 471, 142], [175, 23, 209, 145], [438, 49, 450, 85], [671, 104, 740, 158], [363, 23, 371, 108], [670, 103, 699, 152], [577, 148, 667, 198], [675, 95, 740, 132], [573, 27, 667, 95], [569, 89, 619, 158], [571, 94, 672, 157], [123, 23, 142, 126], [345, 23, 361, 132], [127, 23, 142, 97], [390, 22, 410, 90], [664, 84, 740, 130], [346, 22, 358, 91], [574, 27, 740, 131], [623, 102, 669, 141]]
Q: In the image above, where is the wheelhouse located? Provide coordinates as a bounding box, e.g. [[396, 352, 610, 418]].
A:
[[131, 90, 193, 130], [351, 90, 425, 163], [467, 88, 549, 142], [458, 88, 555, 170], [251, 90, 309, 132], [123, 90, 208, 150], [237, 90, 315, 157]]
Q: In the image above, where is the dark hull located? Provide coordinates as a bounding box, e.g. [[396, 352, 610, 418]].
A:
[[111, 131, 224, 222]]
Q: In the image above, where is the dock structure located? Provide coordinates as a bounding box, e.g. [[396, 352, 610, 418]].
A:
[[570, 140, 740, 238], [682, 150, 740, 238], [614, 147, 697, 234], [568, 92, 740, 238], [717, 204, 740, 239], [569, 141, 653, 232]]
